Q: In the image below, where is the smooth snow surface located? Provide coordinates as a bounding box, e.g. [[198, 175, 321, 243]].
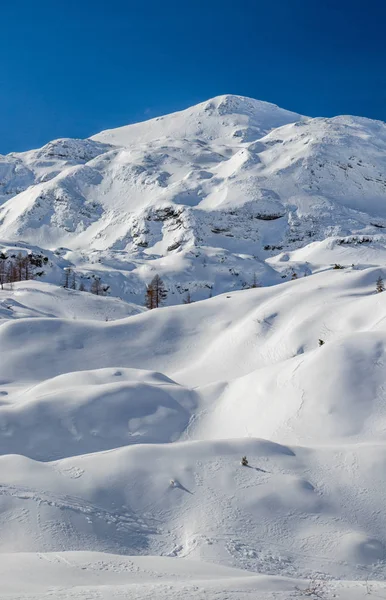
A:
[[3, 554, 386, 600], [2, 95, 386, 598]]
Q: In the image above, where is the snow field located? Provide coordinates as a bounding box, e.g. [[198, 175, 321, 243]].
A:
[[0, 267, 385, 586]]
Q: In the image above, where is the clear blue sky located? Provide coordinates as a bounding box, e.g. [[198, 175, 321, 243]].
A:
[[1, 0, 385, 153]]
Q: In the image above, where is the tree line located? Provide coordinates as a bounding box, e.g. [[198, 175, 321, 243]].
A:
[[0, 252, 48, 289], [144, 272, 263, 309], [63, 268, 110, 296]]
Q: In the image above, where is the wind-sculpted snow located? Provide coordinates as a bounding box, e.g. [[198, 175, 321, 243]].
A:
[[0, 268, 386, 582], [0, 368, 196, 460]]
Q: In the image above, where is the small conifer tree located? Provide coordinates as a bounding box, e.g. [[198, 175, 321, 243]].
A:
[[91, 277, 103, 296], [145, 274, 168, 309], [376, 276, 385, 293], [250, 273, 261, 288], [63, 268, 71, 288]]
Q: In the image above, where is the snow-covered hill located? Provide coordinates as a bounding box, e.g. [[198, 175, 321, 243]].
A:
[[1, 268, 386, 582], [2, 96, 386, 599]]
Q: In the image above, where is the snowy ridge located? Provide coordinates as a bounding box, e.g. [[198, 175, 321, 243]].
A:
[[92, 94, 303, 146]]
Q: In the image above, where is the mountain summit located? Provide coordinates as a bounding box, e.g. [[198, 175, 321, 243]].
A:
[[92, 94, 304, 146]]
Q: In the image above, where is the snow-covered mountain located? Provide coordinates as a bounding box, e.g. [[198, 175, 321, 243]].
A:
[[3, 96, 386, 599], [2, 94, 386, 303]]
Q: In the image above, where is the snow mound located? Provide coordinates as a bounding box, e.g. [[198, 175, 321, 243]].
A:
[[0, 368, 196, 460], [0, 280, 144, 321]]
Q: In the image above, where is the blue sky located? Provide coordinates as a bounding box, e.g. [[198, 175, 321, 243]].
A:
[[1, 0, 385, 153]]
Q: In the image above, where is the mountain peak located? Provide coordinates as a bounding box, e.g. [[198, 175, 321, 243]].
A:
[[201, 93, 289, 114], [91, 95, 303, 147]]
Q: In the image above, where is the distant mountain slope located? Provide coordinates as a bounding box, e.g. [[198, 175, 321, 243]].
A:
[[0, 138, 112, 204], [1, 95, 386, 303]]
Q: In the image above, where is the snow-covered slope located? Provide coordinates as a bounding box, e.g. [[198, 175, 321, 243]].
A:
[[1, 267, 386, 586], [2, 95, 386, 304], [92, 94, 303, 146], [0, 138, 112, 203], [4, 553, 383, 600], [0, 280, 144, 321]]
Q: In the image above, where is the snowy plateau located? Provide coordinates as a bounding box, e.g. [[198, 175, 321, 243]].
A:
[[1, 95, 386, 598]]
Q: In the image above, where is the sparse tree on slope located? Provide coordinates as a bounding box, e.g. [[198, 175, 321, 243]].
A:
[[0, 257, 6, 290], [146, 274, 168, 309], [91, 276, 103, 296], [63, 268, 72, 289], [250, 273, 261, 288], [7, 262, 17, 289], [0, 252, 46, 288], [376, 275, 385, 293]]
